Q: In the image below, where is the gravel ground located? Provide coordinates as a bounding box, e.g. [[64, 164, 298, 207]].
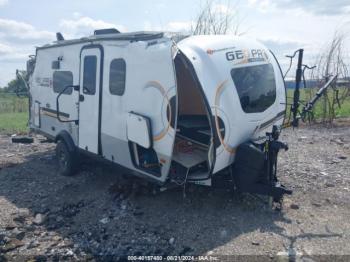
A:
[[0, 124, 349, 261]]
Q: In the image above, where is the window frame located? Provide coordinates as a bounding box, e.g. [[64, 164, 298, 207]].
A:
[[53, 71, 74, 95], [109, 58, 126, 96], [230, 63, 277, 114], [82, 55, 97, 95]]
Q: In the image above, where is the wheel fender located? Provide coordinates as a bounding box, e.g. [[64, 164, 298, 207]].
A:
[[55, 131, 76, 153]]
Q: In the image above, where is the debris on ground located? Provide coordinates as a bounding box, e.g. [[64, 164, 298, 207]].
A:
[[0, 125, 349, 259]]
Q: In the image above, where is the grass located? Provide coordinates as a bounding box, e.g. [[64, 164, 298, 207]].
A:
[[286, 87, 350, 121], [0, 93, 29, 133], [0, 112, 28, 134], [0, 93, 28, 113]]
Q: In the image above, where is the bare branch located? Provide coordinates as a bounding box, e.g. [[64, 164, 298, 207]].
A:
[[191, 0, 245, 36], [312, 30, 350, 125]]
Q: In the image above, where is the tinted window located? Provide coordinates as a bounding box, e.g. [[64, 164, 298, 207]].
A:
[[53, 71, 73, 94], [231, 64, 276, 113], [109, 59, 126, 96], [83, 56, 97, 95]]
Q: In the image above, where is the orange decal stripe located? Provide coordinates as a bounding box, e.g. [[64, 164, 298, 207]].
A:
[[214, 80, 236, 154]]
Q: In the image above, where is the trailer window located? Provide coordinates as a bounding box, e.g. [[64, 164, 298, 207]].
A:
[[231, 64, 276, 113], [83, 56, 97, 95], [53, 71, 73, 94], [109, 59, 126, 96]]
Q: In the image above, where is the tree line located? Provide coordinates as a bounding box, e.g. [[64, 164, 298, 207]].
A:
[[0, 70, 28, 95]]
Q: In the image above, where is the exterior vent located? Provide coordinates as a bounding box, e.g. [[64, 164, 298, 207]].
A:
[[94, 28, 120, 35]]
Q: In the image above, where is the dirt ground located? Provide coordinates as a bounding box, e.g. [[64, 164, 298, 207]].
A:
[[0, 124, 349, 261]]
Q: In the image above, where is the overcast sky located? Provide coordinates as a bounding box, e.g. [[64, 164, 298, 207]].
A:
[[0, 0, 349, 87]]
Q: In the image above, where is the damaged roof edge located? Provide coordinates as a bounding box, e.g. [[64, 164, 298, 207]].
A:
[[36, 31, 190, 51]]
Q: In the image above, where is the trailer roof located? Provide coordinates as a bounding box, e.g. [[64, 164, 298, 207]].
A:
[[36, 31, 175, 50]]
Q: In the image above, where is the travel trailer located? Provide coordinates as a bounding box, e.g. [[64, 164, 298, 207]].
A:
[[27, 29, 293, 202]]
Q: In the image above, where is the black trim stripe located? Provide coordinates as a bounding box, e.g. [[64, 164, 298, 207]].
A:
[[259, 110, 286, 130], [41, 107, 70, 119]]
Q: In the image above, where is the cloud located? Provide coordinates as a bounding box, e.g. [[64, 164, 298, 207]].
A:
[[213, 4, 231, 15], [0, 18, 47, 86], [0, 52, 28, 62], [72, 12, 83, 19], [247, 0, 273, 13], [0, 18, 54, 43], [259, 37, 305, 54], [166, 21, 192, 32], [258, 37, 317, 76], [274, 0, 350, 15], [249, 0, 350, 16], [0, 41, 29, 87], [0, 42, 14, 55], [0, 0, 8, 6], [59, 16, 127, 38], [0, 15, 128, 86], [0, 41, 30, 62], [143, 20, 158, 31], [143, 20, 192, 33]]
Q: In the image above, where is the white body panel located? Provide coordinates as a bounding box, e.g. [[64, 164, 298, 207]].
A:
[[177, 35, 286, 173], [100, 40, 177, 181]]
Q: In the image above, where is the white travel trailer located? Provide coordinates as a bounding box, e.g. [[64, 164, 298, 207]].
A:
[[27, 29, 292, 202]]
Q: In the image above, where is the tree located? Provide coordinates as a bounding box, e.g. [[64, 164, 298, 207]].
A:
[[312, 31, 350, 125], [191, 0, 245, 36], [3, 70, 29, 96]]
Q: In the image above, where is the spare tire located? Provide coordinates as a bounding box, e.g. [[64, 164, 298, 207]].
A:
[[12, 137, 34, 144], [232, 143, 265, 186]]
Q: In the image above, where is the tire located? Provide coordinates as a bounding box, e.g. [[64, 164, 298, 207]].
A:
[[12, 137, 34, 144], [232, 143, 265, 186], [56, 140, 78, 176]]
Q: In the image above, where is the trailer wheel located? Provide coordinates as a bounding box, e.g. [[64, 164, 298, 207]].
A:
[[56, 140, 77, 176]]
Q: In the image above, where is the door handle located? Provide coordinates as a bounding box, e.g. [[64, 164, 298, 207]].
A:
[[79, 94, 85, 102]]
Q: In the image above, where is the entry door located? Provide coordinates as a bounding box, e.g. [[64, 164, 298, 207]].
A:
[[78, 47, 102, 154], [126, 41, 178, 180]]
